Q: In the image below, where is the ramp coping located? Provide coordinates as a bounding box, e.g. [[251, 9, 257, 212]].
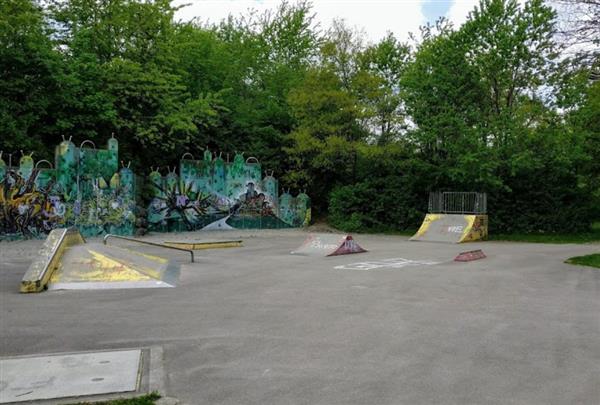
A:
[[20, 227, 85, 293]]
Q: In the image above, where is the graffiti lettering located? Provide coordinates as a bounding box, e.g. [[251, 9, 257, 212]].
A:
[[447, 226, 464, 233]]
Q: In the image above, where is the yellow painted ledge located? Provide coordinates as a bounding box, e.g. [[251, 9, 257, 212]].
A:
[[164, 240, 243, 250]]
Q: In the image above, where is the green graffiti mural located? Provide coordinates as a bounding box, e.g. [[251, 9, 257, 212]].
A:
[[147, 151, 311, 231], [1, 140, 311, 240], [1, 137, 136, 240]]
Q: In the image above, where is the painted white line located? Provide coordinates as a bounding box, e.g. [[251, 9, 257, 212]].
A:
[[334, 257, 439, 271]]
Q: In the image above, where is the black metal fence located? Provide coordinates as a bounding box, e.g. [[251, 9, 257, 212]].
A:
[[428, 192, 487, 214]]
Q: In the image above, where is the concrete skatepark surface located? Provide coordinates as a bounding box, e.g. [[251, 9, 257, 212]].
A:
[[1, 229, 599, 404]]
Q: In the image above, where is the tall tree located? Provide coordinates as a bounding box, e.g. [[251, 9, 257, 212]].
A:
[[462, 0, 558, 125], [356, 33, 411, 144], [47, 0, 227, 168], [0, 0, 61, 157]]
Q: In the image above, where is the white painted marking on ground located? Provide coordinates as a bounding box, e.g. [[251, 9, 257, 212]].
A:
[[334, 258, 439, 271]]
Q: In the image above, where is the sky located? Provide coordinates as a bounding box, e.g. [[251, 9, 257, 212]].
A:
[[172, 0, 481, 43]]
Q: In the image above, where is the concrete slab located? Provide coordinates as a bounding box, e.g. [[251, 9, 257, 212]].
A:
[[0, 350, 141, 403]]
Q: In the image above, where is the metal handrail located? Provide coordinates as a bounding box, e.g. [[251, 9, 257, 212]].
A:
[[103, 234, 195, 263]]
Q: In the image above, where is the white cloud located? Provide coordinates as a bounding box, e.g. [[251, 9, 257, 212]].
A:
[[173, 0, 428, 43], [446, 0, 532, 29], [173, 0, 272, 26], [173, 1, 513, 43], [308, 0, 426, 43], [446, 0, 479, 28]]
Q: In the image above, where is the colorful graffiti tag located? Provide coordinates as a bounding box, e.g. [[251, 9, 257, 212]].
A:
[[1, 139, 311, 240], [0, 137, 136, 240], [147, 151, 311, 231]]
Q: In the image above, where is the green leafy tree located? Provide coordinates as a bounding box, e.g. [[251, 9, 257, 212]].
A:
[[356, 33, 411, 145], [285, 68, 363, 210], [0, 0, 61, 157], [401, 20, 495, 189]]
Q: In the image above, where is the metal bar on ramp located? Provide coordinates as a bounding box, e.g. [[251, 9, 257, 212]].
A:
[[103, 234, 195, 263]]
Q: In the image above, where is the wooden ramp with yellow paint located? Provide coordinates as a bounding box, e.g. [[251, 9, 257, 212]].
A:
[[410, 214, 488, 243], [21, 228, 178, 293], [48, 243, 179, 290]]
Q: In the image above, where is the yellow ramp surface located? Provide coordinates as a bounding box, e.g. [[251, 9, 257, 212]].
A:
[[48, 243, 178, 290], [411, 214, 488, 243], [20, 228, 179, 293]]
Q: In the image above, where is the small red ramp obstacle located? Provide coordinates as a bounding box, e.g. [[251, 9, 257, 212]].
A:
[[454, 249, 486, 262], [291, 234, 367, 257]]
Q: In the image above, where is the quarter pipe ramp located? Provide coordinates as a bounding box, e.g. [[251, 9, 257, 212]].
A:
[[410, 214, 488, 243]]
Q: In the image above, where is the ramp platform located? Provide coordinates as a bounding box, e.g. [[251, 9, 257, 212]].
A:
[[410, 214, 488, 243], [291, 234, 367, 257], [48, 243, 179, 290], [21, 228, 178, 293]]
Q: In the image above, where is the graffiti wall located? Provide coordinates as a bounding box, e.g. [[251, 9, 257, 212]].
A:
[[147, 150, 311, 231], [0, 137, 136, 240], [1, 139, 311, 240]]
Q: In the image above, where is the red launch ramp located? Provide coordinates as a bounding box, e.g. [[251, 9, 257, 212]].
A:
[[291, 233, 367, 257]]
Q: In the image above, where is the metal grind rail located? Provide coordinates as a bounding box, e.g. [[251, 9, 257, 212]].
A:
[[103, 234, 195, 263]]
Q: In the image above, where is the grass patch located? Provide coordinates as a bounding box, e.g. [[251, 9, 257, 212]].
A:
[[71, 393, 160, 405], [565, 253, 600, 268], [488, 231, 600, 244], [489, 223, 600, 244]]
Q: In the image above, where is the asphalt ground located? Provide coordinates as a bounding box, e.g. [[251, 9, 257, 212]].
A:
[[1, 230, 599, 405]]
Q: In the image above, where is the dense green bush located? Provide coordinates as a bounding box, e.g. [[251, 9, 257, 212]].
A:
[[329, 177, 425, 232]]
